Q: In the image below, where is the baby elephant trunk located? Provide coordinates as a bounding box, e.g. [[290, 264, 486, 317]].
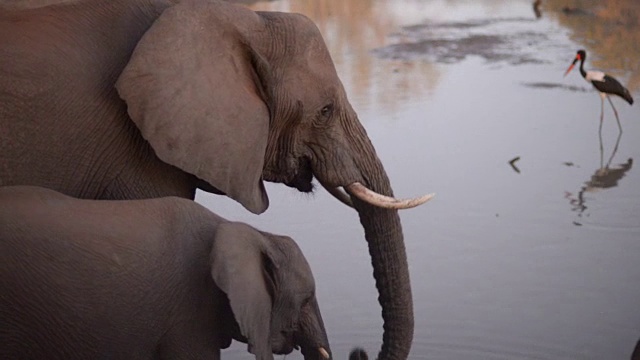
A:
[[296, 298, 332, 360]]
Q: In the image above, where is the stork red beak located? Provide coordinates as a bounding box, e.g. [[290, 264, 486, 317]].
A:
[[563, 63, 575, 77], [564, 56, 580, 77]]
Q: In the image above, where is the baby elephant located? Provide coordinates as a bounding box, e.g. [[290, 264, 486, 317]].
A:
[[0, 186, 330, 360]]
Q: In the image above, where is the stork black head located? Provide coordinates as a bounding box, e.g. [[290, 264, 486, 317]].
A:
[[564, 49, 587, 77]]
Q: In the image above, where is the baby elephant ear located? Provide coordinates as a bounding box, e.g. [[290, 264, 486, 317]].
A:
[[116, 0, 270, 214], [210, 222, 275, 360]]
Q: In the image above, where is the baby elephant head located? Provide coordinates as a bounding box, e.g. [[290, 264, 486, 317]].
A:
[[210, 222, 330, 360]]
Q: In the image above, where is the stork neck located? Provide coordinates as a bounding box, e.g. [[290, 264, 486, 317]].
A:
[[579, 58, 587, 78]]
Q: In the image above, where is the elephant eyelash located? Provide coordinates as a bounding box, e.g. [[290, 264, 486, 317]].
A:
[[302, 297, 312, 308], [300, 291, 314, 308], [319, 103, 333, 118]]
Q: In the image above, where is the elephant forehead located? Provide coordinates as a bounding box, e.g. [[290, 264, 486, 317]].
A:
[[273, 236, 316, 291]]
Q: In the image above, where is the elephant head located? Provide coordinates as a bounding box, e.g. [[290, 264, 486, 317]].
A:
[[116, 0, 433, 358], [211, 222, 330, 360]]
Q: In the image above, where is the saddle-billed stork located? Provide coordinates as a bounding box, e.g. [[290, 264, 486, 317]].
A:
[[564, 49, 634, 131]]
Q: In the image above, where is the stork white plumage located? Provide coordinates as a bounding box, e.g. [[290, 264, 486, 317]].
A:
[[564, 49, 634, 132]]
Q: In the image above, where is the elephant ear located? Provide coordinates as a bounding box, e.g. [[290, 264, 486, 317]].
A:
[[210, 222, 276, 360], [115, 0, 269, 214]]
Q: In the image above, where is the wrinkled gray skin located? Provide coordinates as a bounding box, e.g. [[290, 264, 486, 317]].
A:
[[0, 185, 330, 360], [0, 0, 413, 357]]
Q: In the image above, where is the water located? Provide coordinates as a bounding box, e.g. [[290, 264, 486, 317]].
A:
[[198, 0, 640, 358]]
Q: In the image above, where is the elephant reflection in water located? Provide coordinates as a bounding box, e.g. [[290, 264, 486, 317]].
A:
[[565, 130, 633, 218]]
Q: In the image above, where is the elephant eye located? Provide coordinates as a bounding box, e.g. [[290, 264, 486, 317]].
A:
[[320, 103, 333, 118]]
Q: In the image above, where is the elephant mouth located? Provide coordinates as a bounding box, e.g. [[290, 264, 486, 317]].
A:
[[296, 339, 331, 360], [273, 344, 295, 355], [284, 157, 314, 193], [274, 336, 330, 359], [272, 331, 296, 355]]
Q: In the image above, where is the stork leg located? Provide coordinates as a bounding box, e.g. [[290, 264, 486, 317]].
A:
[[598, 118, 604, 168], [606, 129, 623, 169], [607, 95, 623, 133], [599, 94, 605, 133]]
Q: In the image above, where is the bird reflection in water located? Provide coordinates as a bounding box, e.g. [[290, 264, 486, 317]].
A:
[[532, 0, 542, 19], [565, 129, 633, 223]]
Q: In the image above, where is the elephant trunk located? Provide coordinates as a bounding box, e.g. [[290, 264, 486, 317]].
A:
[[351, 196, 413, 360], [347, 130, 414, 359], [298, 298, 332, 360]]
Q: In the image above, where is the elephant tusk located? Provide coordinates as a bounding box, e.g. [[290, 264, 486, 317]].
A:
[[318, 179, 355, 208], [345, 182, 434, 209], [326, 187, 354, 208], [319, 347, 330, 359]]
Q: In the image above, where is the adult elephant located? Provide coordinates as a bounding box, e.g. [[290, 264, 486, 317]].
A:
[[0, 0, 432, 358], [0, 185, 331, 360]]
